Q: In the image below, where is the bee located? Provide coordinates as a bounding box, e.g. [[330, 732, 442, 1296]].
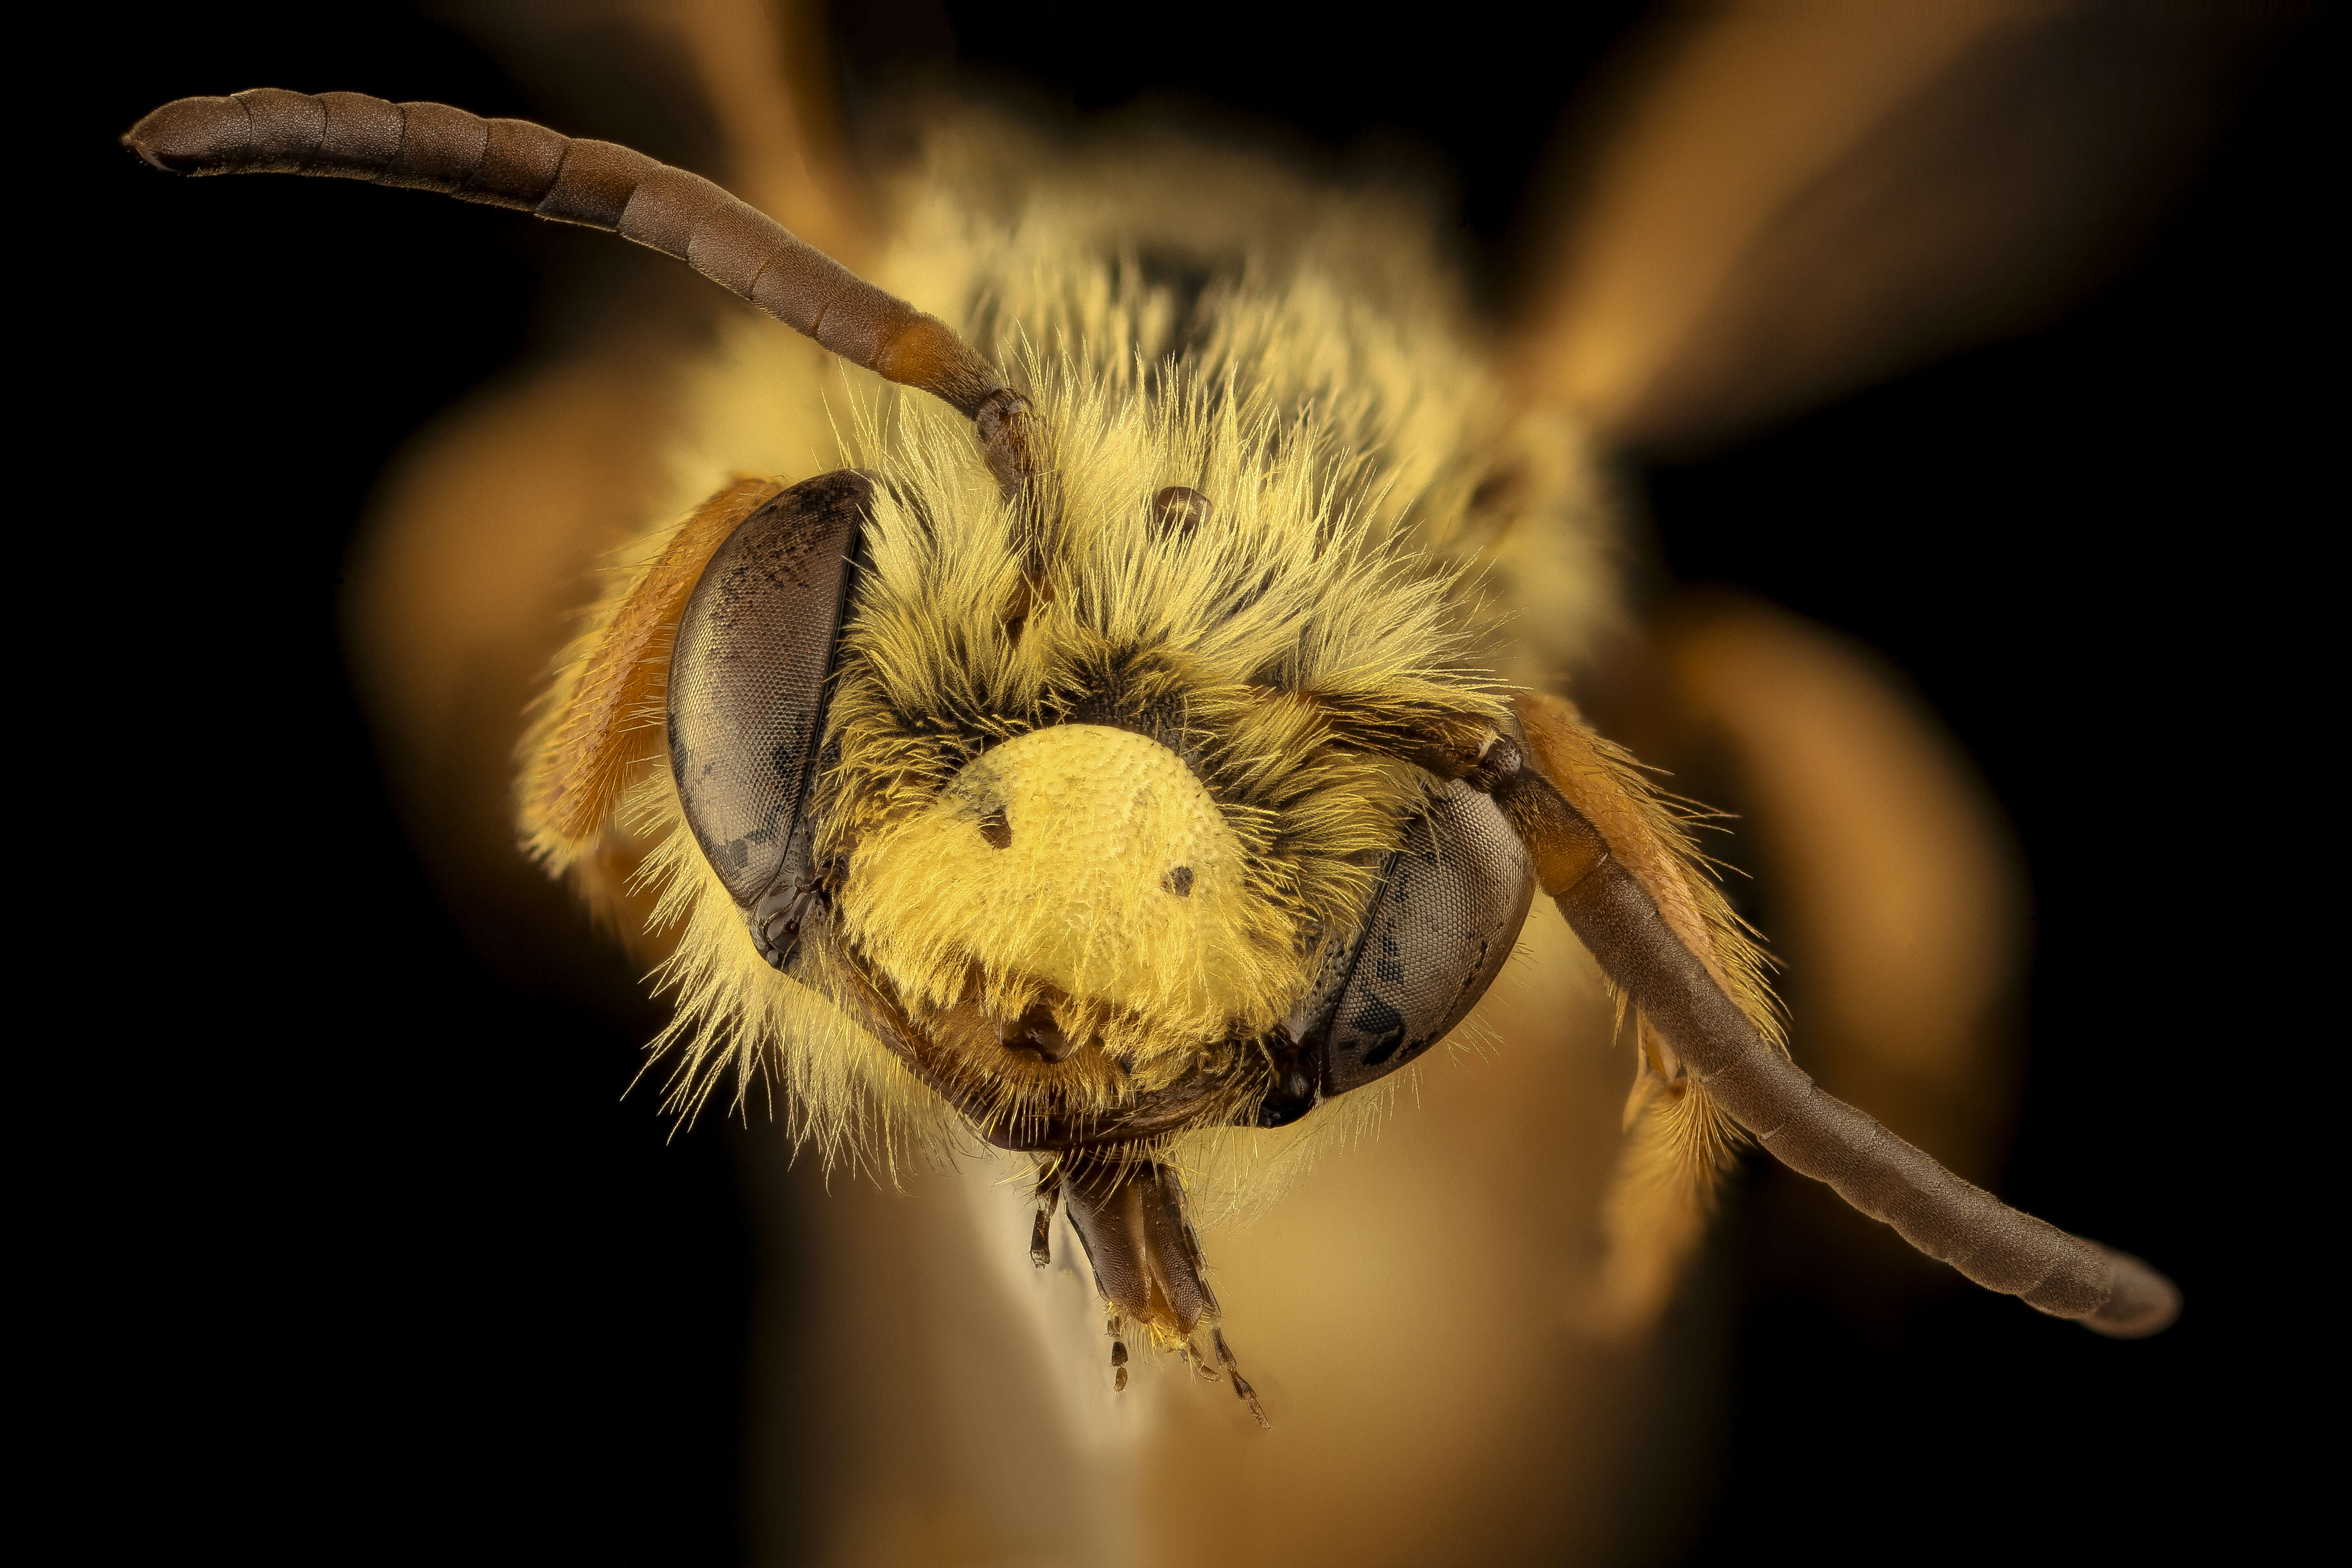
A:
[[121, 0, 2236, 1555]]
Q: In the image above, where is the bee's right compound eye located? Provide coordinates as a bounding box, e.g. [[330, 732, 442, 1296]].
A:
[[668, 470, 875, 969], [1270, 780, 1537, 1121]]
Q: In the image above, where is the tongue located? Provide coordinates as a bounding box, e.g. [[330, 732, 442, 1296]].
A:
[[1055, 1159, 1271, 1425], [1061, 1160, 1215, 1339]]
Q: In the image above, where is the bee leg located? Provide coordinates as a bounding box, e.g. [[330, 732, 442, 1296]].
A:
[[1108, 1319, 1129, 1394]]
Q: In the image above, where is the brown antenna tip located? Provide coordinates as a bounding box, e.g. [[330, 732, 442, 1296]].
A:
[[2080, 1248, 2181, 1339], [123, 95, 236, 174]]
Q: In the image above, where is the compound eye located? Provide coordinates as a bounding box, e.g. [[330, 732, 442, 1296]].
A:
[[667, 471, 873, 966], [1285, 779, 1537, 1098]]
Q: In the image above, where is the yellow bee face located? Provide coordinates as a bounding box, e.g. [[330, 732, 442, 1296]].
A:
[[844, 722, 1273, 1080]]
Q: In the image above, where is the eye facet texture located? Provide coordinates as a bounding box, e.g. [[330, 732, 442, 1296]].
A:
[[668, 470, 871, 943], [1290, 780, 1537, 1096]]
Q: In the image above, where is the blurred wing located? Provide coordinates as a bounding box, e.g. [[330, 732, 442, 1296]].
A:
[[1586, 581, 2032, 1325], [1513, 0, 2280, 453], [1652, 595, 2027, 1228]]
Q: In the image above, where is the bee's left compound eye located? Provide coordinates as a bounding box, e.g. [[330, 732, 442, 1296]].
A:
[[668, 471, 874, 969], [1267, 780, 1536, 1123]]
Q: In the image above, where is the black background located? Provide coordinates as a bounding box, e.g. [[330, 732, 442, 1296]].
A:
[[47, 2, 2323, 1560]]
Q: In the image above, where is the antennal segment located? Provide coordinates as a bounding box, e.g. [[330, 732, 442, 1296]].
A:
[[124, 90, 1031, 457]]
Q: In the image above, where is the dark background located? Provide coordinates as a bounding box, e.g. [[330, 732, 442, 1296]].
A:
[[48, 1, 2322, 1559]]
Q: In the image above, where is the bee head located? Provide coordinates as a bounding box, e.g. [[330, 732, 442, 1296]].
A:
[[665, 365, 1534, 1148]]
